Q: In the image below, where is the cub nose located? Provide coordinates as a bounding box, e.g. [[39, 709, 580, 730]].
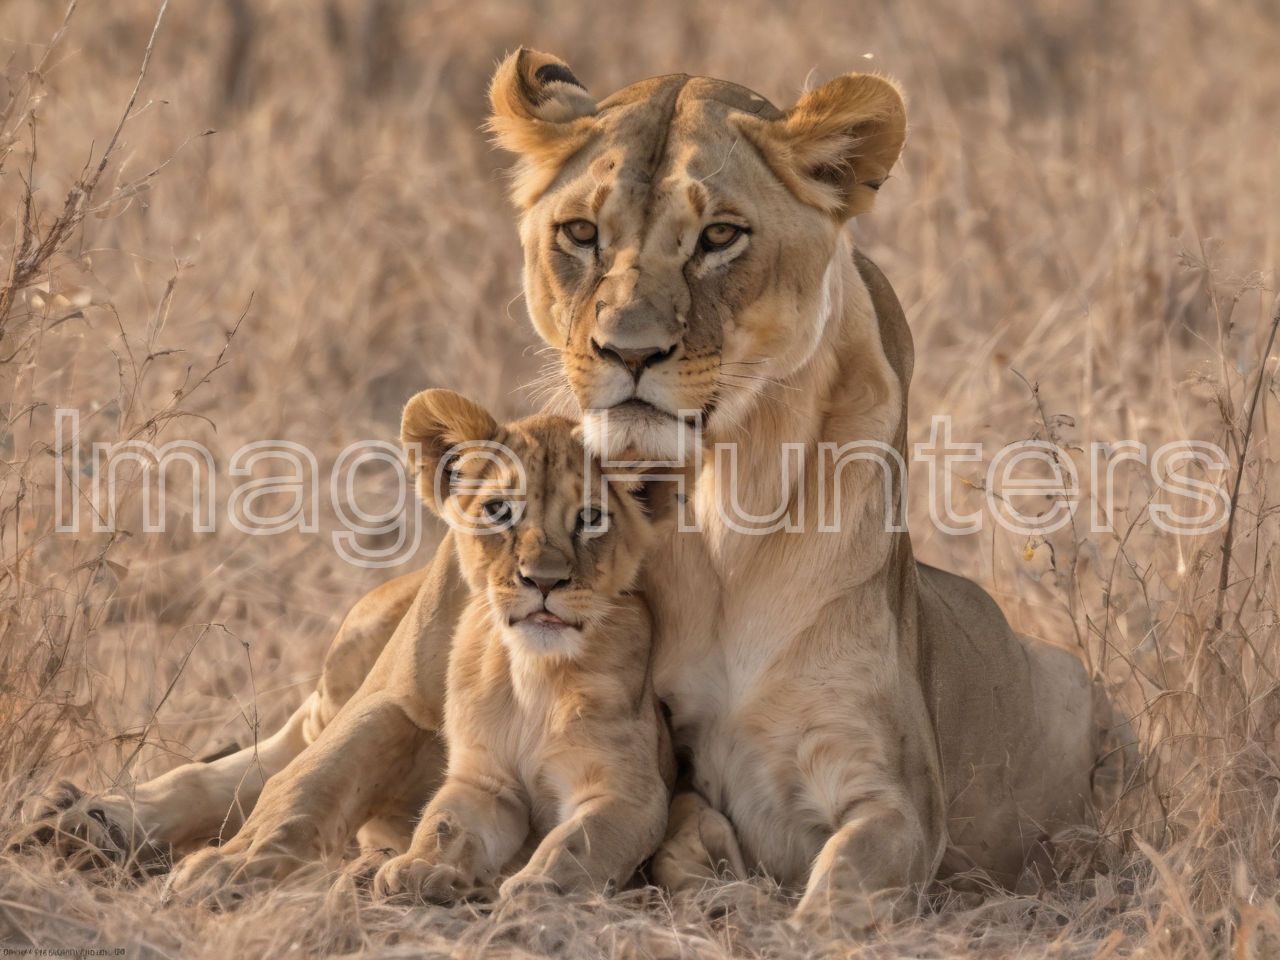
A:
[[592, 339, 677, 378], [519, 573, 570, 598]]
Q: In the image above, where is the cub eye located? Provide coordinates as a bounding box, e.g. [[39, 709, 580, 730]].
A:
[[483, 501, 513, 525], [578, 507, 605, 530], [561, 220, 598, 246], [700, 223, 742, 249]]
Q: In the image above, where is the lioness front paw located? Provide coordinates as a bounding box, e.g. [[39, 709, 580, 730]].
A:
[[10, 781, 162, 873], [498, 870, 563, 904], [789, 884, 903, 943], [373, 854, 481, 904], [489, 871, 564, 924], [166, 832, 316, 909], [166, 847, 257, 909]]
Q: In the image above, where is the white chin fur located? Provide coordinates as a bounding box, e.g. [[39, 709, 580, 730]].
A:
[[504, 621, 585, 659], [581, 408, 696, 463]]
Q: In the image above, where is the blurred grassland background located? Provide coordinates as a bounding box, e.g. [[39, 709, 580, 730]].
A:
[[2, 0, 1280, 957]]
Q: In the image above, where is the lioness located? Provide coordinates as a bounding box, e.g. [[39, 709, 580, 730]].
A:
[[28, 50, 1132, 932]]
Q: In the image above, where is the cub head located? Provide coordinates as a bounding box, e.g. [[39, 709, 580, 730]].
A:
[[402, 388, 667, 658], [489, 48, 906, 459]]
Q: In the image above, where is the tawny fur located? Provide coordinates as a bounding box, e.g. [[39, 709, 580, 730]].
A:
[[29, 53, 1134, 935], [373, 391, 675, 903]]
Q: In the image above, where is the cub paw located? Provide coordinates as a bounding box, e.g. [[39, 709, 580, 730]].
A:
[[373, 854, 482, 904], [498, 871, 563, 904], [650, 794, 746, 893]]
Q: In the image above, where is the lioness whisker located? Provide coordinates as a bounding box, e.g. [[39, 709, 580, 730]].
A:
[[719, 372, 800, 392]]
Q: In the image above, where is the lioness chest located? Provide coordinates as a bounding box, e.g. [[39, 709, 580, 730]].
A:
[[646, 533, 911, 886]]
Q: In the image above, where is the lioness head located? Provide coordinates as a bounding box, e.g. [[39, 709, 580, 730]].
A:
[[488, 49, 906, 459], [402, 389, 665, 657]]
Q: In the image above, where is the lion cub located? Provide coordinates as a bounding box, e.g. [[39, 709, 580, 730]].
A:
[[373, 389, 676, 903]]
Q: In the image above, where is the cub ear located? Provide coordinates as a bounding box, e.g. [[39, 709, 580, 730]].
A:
[[488, 47, 598, 208], [734, 73, 906, 221], [402, 390, 498, 515]]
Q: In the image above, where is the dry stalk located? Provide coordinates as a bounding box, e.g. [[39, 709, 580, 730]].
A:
[[0, 1, 169, 335], [1213, 292, 1280, 633]]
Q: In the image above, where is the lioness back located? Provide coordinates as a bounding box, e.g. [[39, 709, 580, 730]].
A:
[[916, 563, 1096, 883]]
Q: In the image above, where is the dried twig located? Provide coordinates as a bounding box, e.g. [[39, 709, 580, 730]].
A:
[[0, 0, 169, 333], [0, 1, 79, 165], [110, 621, 216, 789], [1213, 292, 1280, 632]]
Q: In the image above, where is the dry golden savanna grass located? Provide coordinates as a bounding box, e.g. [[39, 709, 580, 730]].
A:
[[2, 0, 1280, 957]]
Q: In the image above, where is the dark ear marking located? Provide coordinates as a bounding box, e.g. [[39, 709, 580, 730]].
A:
[[535, 62, 586, 92], [488, 48, 597, 207]]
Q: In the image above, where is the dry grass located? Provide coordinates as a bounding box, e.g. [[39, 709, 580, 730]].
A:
[[2, 0, 1280, 956]]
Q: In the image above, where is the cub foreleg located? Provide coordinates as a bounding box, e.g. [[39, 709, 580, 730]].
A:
[[502, 776, 670, 899], [374, 772, 529, 903]]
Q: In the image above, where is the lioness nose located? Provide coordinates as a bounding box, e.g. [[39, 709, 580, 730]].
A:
[[520, 574, 570, 598], [592, 339, 677, 378], [592, 295, 681, 379]]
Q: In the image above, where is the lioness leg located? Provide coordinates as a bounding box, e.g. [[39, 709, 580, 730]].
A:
[[649, 788, 746, 891], [125, 692, 316, 845], [19, 693, 315, 869], [21, 567, 428, 868], [374, 774, 530, 903], [169, 691, 444, 903], [168, 537, 468, 902], [792, 796, 939, 936]]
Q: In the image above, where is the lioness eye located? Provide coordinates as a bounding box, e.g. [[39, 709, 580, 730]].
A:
[[578, 507, 604, 528], [484, 501, 513, 524], [701, 223, 742, 248], [562, 220, 598, 246]]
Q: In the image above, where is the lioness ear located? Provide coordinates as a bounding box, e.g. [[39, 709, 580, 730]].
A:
[[402, 389, 498, 515], [488, 47, 598, 208], [735, 73, 906, 220]]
